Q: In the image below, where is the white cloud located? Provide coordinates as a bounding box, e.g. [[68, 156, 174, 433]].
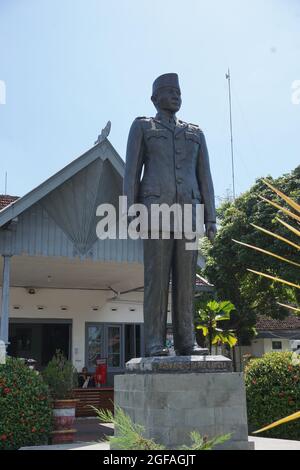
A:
[[0, 80, 6, 104], [291, 80, 300, 105]]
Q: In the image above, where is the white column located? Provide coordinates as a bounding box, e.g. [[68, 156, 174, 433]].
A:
[[0, 255, 11, 344]]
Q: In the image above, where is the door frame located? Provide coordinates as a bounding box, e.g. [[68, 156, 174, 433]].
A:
[[85, 322, 144, 373], [9, 318, 73, 362]]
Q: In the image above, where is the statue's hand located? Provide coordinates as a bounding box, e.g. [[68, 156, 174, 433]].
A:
[[205, 222, 217, 242]]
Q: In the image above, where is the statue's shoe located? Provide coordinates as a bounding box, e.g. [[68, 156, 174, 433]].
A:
[[176, 346, 209, 356], [148, 347, 169, 357]]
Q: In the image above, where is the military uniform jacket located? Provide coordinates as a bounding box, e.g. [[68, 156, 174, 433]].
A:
[[123, 113, 216, 229]]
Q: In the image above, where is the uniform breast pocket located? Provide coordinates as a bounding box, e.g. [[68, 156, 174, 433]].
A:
[[141, 188, 160, 198], [185, 131, 201, 153], [145, 129, 168, 152], [139, 178, 161, 199]]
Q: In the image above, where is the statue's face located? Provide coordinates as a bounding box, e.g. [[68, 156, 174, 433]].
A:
[[152, 86, 182, 113]]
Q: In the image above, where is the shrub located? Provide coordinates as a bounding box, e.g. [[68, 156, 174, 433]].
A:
[[0, 357, 52, 450], [42, 350, 78, 400], [94, 406, 230, 450], [245, 352, 300, 440]]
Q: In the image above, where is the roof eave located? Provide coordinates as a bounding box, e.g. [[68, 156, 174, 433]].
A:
[[0, 139, 125, 228]]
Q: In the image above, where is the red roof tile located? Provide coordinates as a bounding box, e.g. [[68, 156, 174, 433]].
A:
[[0, 195, 19, 211], [256, 314, 300, 330], [196, 275, 214, 288]]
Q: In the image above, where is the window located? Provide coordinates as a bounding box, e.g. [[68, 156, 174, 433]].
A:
[[86, 323, 122, 371], [86, 323, 143, 371], [272, 341, 282, 350], [107, 326, 121, 368], [87, 325, 104, 370], [135, 325, 141, 357], [8, 321, 71, 369], [16, 328, 32, 352], [125, 324, 142, 362]]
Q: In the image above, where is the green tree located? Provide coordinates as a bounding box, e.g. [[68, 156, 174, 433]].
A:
[[42, 350, 78, 400], [195, 300, 237, 354], [238, 180, 300, 433], [202, 166, 300, 344]]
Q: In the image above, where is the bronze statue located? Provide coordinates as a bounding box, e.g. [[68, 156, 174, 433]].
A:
[[124, 73, 216, 357]]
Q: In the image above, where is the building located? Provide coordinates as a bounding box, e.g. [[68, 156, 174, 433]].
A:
[[235, 314, 300, 371], [252, 314, 300, 354], [0, 131, 211, 384]]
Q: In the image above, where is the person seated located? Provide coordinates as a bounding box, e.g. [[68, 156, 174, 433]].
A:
[[78, 367, 95, 388]]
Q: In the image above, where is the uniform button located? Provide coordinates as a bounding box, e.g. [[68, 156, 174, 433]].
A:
[[175, 149, 181, 154], [176, 164, 181, 169], [177, 178, 183, 184]]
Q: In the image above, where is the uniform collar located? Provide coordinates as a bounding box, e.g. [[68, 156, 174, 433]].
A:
[[155, 111, 177, 126], [154, 112, 188, 135]]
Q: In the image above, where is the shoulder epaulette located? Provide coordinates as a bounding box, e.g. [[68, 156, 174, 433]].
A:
[[188, 122, 203, 133], [135, 116, 148, 120]]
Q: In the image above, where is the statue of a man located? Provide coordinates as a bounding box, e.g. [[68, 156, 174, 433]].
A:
[[124, 73, 216, 357]]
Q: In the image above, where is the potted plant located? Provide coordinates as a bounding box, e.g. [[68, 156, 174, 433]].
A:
[[43, 350, 78, 444]]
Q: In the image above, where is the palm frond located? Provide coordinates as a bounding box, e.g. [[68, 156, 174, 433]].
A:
[[233, 239, 300, 268], [247, 269, 300, 290], [277, 303, 300, 313], [251, 223, 300, 251], [258, 195, 300, 223], [263, 179, 300, 214], [276, 218, 300, 237], [253, 411, 300, 434]]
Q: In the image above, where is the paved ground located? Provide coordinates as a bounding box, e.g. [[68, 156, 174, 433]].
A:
[[249, 436, 300, 451], [21, 437, 300, 451], [74, 418, 113, 443], [20, 418, 113, 450], [21, 442, 110, 450], [20, 419, 300, 450]]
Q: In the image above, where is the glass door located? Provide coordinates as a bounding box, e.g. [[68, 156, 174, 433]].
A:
[[86, 324, 105, 371], [107, 325, 122, 369], [86, 323, 123, 372], [85, 323, 143, 372]]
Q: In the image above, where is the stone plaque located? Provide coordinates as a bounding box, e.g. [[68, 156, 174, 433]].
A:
[[126, 355, 232, 374]]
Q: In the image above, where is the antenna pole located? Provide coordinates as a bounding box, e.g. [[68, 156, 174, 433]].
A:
[[226, 69, 236, 201]]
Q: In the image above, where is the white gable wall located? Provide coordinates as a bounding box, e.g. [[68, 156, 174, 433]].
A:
[[2, 287, 144, 370]]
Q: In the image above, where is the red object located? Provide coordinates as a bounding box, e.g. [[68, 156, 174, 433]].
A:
[[94, 360, 107, 386], [51, 399, 77, 444]]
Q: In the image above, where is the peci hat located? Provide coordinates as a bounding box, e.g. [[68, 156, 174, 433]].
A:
[[152, 73, 180, 96]]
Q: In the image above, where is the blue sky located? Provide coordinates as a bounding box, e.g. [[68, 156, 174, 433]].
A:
[[0, 0, 299, 203]]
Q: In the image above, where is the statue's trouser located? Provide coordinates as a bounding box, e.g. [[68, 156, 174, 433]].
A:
[[143, 237, 198, 355]]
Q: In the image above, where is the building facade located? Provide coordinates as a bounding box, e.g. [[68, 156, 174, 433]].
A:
[[0, 135, 146, 384], [0, 133, 210, 384], [234, 315, 300, 371]]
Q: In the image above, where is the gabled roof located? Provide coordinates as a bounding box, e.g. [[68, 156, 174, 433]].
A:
[[0, 138, 124, 228], [0, 195, 19, 211], [196, 274, 214, 289], [256, 315, 300, 331]]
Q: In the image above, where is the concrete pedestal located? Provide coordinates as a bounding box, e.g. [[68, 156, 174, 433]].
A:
[[114, 356, 253, 450]]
